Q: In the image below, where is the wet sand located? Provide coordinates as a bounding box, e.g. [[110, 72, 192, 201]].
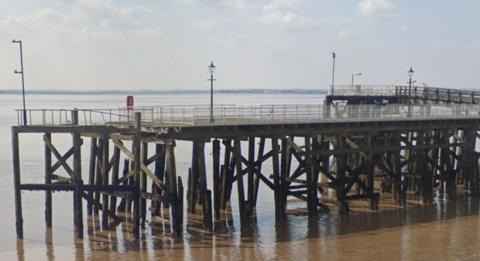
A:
[[4, 196, 480, 261]]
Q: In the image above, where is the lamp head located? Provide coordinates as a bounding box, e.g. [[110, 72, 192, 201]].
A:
[[208, 61, 216, 74], [408, 67, 414, 77]]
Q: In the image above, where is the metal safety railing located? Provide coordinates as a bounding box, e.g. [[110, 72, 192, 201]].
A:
[[330, 85, 398, 96], [15, 103, 480, 127], [396, 86, 480, 104], [330, 85, 480, 104]]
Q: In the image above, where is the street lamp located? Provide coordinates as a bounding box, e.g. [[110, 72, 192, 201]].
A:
[[408, 67, 415, 103], [12, 39, 27, 126], [331, 52, 336, 95], [351, 72, 362, 88], [208, 61, 216, 124], [407, 67, 415, 116]]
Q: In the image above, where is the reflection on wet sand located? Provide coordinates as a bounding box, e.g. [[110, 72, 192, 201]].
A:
[[13, 196, 480, 260]]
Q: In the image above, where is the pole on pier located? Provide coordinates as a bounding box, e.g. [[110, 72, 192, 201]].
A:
[[331, 52, 336, 95], [408, 67, 415, 116], [208, 61, 216, 124], [12, 40, 27, 126]]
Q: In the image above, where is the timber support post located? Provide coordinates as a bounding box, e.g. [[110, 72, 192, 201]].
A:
[[132, 112, 141, 238], [12, 128, 23, 238], [72, 109, 84, 238], [44, 132, 52, 228]]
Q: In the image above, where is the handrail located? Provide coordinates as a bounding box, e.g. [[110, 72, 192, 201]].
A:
[[330, 85, 480, 103], [15, 103, 480, 127]]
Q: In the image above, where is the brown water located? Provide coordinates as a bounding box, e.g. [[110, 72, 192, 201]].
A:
[[2, 93, 480, 260]]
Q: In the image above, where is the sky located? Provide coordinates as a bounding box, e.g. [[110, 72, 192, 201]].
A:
[[0, 0, 479, 90]]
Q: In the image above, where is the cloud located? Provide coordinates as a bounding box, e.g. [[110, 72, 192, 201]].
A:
[[358, 0, 395, 16], [184, 0, 247, 9], [338, 29, 352, 40], [260, 0, 314, 30], [2, 0, 153, 37]]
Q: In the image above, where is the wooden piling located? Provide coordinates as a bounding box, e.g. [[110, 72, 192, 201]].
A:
[[247, 136, 255, 217], [233, 138, 246, 226], [365, 134, 376, 210], [12, 128, 23, 238], [141, 142, 148, 228], [280, 138, 288, 212], [304, 136, 318, 215], [152, 144, 165, 216], [197, 141, 211, 229], [188, 141, 199, 213], [464, 127, 477, 195], [205, 190, 213, 231], [253, 137, 266, 207], [101, 133, 110, 228], [132, 112, 141, 238], [336, 135, 348, 214], [220, 139, 232, 210], [93, 137, 103, 215], [109, 146, 120, 215], [44, 132, 52, 228], [177, 176, 184, 229], [271, 137, 284, 220], [166, 141, 180, 235], [87, 137, 97, 215], [212, 139, 221, 220], [72, 109, 84, 238]]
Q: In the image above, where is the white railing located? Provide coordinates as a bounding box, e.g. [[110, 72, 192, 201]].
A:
[[15, 103, 480, 127], [330, 85, 398, 96]]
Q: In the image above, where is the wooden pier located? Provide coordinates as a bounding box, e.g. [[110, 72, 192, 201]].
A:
[[11, 86, 480, 239]]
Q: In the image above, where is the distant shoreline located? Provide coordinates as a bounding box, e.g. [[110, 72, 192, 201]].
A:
[[0, 89, 328, 95]]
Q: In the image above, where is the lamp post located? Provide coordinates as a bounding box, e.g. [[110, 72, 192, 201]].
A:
[[351, 72, 362, 87], [331, 52, 336, 95], [408, 67, 414, 103], [12, 39, 27, 126], [407, 67, 415, 116], [208, 61, 216, 124]]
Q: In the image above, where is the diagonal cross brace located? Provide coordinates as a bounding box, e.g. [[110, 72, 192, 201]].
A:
[[111, 137, 165, 190]]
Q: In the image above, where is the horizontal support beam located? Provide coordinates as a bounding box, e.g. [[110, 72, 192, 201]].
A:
[[20, 184, 135, 192]]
